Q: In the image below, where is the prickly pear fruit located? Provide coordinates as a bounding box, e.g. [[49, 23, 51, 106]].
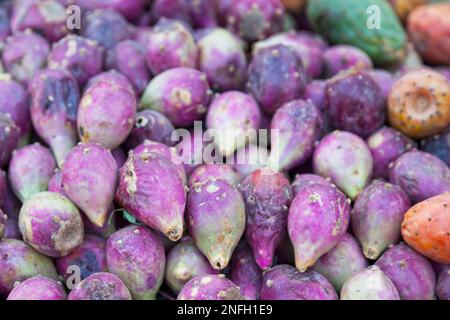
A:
[[436, 265, 450, 300], [366, 69, 395, 101], [175, 129, 207, 176], [421, 126, 450, 166], [189, 164, 241, 188], [0, 113, 20, 168], [0, 210, 6, 238], [7, 275, 66, 300], [229, 144, 269, 177], [301, 80, 326, 111], [178, 274, 244, 300], [291, 174, 331, 197], [68, 272, 132, 301], [323, 45, 373, 77], [84, 70, 135, 94]]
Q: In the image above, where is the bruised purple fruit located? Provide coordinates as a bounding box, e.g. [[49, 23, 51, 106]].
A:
[[68, 272, 132, 300], [260, 264, 338, 300], [187, 179, 246, 270], [247, 44, 307, 115], [105, 40, 149, 94], [145, 18, 198, 75], [10, 0, 68, 42], [78, 72, 136, 149], [140, 67, 211, 127], [291, 174, 331, 197], [0, 112, 19, 168], [229, 144, 269, 177], [375, 243, 436, 300], [313, 131, 374, 200], [73, 0, 146, 21], [229, 241, 262, 300], [366, 69, 395, 100], [84, 70, 136, 95], [62, 143, 118, 227], [421, 126, 450, 166], [267, 99, 323, 171], [326, 70, 385, 137], [7, 275, 66, 300], [197, 28, 247, 91], [2, 30, 49, 86], [9, 143, 56, 203], [436, 265, 450, 300], [178, 274, 243, 300], [239, 168, 292, 270], [301, 80, 326, 111], [188, 164, 241, 188], [323, 45, 373, 77], [47, 35, 104, 88], [312, 233, 368, 292], [165, 237, 218, 294], [29, 69, 79, 167], [55, 234, 107, 281], [106, 225, 166, 300], [116, 152, 186, 241], [206, 91, 261, 157], [352, 180, 411, 260], [341, 266, 400, 300], [367, 126, 417, 180], [389, 150, 450, 203]]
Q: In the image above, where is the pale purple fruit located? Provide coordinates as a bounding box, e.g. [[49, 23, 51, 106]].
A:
[[229, 144, 269, 177], [68, 272, 132, 300], [260, 264, 338, 300], [175, 129, 207, 176], [106, 225, 166, 300], [165, 237, 218, 294], [366, 126, 417, 180], [206, 91, 261, 157], [229, 241, 262, 300], [29, 69, 80, 167], [389, 150, 450, 203], [178, 274, 244, 300], [288, 183, 351, 272], [352, 180, 411, 260], [188, 164, 241, 188], [291, 174, 331, 197], [72, 0, 146, 21], [341, 266, 400, 300], [267, 99, 323, 171], [116, 151, 186, 241], [7, 275, 66, 300], [78, 71, 136, 149], [436, 265, 450, 300], [247, 44, 307, 115], [62, 144, 118, 227], [312, 233, 368, 292], [186, 0, 218, 28], [8, 143, 56, 203], [2, 30, 49, 86], [301, 80, 326, 111], [197, 28, 247, 91], [366, 69, 395, 100], [146, 18, 198, 75], [187, 179, 246, 270], [84, 69, 135, 94], [240, 168, 292, 270], [375, 243, 436, 300], [313, 131, 373, 200], [323, 45, 373, 77], [0, 112, 20, 168]]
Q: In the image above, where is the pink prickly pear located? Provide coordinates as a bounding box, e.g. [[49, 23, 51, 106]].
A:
[[68, 272, 132, 300], [178, 274, 244, 300], [7, 275, 66, 300]]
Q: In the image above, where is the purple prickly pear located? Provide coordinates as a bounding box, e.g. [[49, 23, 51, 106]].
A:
[[301, 80, 326, 111], [111, 148, 127, 169], [73, 0, 146, 21], [186, 0, 218, 28], [366, 69, 395, 100], [68, 272, 132, 300], [84, 70, 135, 94], [188, 164, 241, 188], [7, 275, 66, 300], [0, 112, 20, 168], [178, 274, 244, 300], [291, 173, 331, 197], [149, 0, 192, 26], [323, 45, 373, 77], [421, 126, 450, 166], [175, 128, 207, 176], [0, 210, 6, 238], [436, 265, 450, 300], [229, 144, 269, 177]]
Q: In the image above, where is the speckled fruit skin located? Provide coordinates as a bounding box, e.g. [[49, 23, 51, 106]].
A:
[[239, 168, 292, 270], [55, 234, 107, 281], [84, 70, 136, 95], [312, 233, 368, 292], [8, 143, 56, 203], [188, 164, 241, 188], [326, 70, 385, 137], [291, 174, 332, 197], [352, 180, 411, 260], [366, 126, 417, 180], [146, 18, 198, 75], [388, 69, 450, 139], [0, 239, 58, 295], [313, 131, 373, 200], [288, 183, 350, 272], [62, 143, 118, 228], [197, 28, 247, 91], [229, 144, 269, 177], [106, 225, 166, 300], [408, 3, 450, 65], [375, 243, 436, 300], [341, 266, 400, 300], [229, 241, 262, 300], [389, 150, 450, 203], [436, 265, 450, 300], [140, 67, 211, 127], [260, 264, 338, 300], [421, 126, 450, 166], [247, 44, 306, 115], [7, 275, 66, 300], [367, 69, 395, 101], [68, 272, 132, 300], [301, 80, 326, 111], [29, 69, 79, 167], [165, 237, 218, 294], [267, 99, 322, 171], [187, 179, 246, 270], [323, 45, 373, 78], [72, 0, 146, 21], [78, 70, 136, 149], [0, 112, 20, 168], [178, 274, 244, 300], [2, 30, 49, 86], [401, 193, 450, 264], [125, 110, 175, 149], [18, 192, 84, 257], [206, 91, 261, 157]]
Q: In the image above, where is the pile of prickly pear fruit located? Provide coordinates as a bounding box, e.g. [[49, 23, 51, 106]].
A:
[[0, 0, 449, 301]]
